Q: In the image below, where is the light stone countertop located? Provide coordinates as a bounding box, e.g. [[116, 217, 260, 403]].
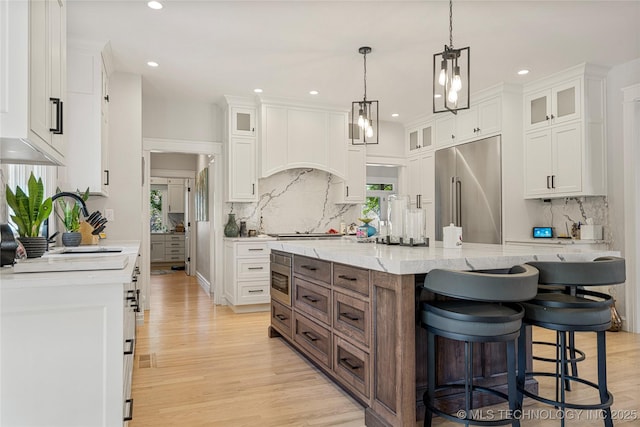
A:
[[267, 238, 619, 275], [0, 241, 140, 288]]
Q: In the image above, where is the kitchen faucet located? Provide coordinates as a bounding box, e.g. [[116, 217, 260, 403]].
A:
[[43, 192, 91, 241]]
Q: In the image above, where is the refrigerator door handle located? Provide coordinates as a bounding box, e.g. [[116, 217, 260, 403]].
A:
[[450, 177, 456, 225], [456, 178, 462, 227]]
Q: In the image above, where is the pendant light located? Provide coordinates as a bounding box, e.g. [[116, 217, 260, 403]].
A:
[[433, 0, 470, 114], [351, 46, 379, 145]]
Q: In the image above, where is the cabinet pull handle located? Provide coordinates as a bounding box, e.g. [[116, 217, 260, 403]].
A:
[[248, 248, 264, 251], [340, 312, 360, 321], [124, 398, 134, 422], [248, 289, 264, 293], [302, 331, 318, 342], [252, 183, 255, 195], [248, 266, 264, 270], [124, 338, 135, 355], [104, 170, 110, 186], [49, 98, 63, 134], [104, 94, 110, 102], [301, 265, 317, 271], [550, 114, 555, 119], [451, 134, 455, 139], [340, 357, 361, 370], [546, 176, 551, 189], [275, 314, 288, 321], [346, 186, 349, 197], [337, 275, 357, 281], [546, 115, 550, 121], [551, 175, 555, 189], [302, 295, 319, 303]]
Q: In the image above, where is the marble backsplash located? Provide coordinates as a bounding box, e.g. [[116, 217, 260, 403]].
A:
[[530, 196, 609, 241], [225, 169, 362, 234]]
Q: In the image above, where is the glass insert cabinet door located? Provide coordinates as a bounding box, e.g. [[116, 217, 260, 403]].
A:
[[231, 107, 256, 137], [525, 78, 581, 130]]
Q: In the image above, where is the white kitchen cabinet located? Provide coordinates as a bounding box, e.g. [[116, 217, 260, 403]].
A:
[[167, 178, 185, 213], [150, 234, 165, 262], [406, 151, 435, 206], [259, 100, 348, 178], [150, 233, 185, 263], [64, 40, 112, 195], [223, 240, 272, 312], [0, 245, 140, 427], [231, 106, 256, 137], [336, 145, 366, 203], [225, 96, 259, 202], [228, 137, 258, 202], [434, 96, 501, 147], [434, 114, 457, 147], [455, 96, 501, 142], [407, 122, 433, 153], [524, 78, 581, 131], [0, 0, 66, 165], [523, 64, 607, 199], [524, 123, 582, 197]]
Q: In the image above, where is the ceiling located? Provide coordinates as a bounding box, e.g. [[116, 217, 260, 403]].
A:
[[67, 1, 640, 125]]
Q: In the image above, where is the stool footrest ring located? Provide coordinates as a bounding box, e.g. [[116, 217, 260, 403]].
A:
[[519, 372, 613, 411], [531, 340, 586, 364]]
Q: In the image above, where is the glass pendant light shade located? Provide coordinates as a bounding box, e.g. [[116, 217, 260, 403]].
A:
[[351, 46, 379, 145]]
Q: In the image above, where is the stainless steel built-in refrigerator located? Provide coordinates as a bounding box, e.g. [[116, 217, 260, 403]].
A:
[[435, 136, 502, 244]]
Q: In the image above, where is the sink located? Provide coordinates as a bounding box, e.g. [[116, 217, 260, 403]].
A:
[[54, 246, 123, 254]]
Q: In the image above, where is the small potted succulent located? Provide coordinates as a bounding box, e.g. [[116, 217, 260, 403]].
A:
[[55, 187, 90, 247], [5, 173, 52, 258]]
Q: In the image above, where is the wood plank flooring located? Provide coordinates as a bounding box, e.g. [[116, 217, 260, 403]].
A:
[[131, 271, 640, 427]]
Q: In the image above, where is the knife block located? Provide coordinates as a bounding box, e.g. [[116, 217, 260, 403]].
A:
[[79, 222, 99, 245]]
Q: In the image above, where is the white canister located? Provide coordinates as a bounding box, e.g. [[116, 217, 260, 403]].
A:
[[443, 223, 463, 248]]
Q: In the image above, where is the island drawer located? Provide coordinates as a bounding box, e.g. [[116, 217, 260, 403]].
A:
[[333, 336, 370, 400], [271, 299, 292, 339], [294, 276, 331, 325], [333, 291, 370, 348], [333, 263, 370, 296], [293, 311, 331, 369], [294, 255, 331, 284]]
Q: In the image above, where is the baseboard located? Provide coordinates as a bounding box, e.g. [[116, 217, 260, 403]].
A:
[[196, 271, 211, 295]]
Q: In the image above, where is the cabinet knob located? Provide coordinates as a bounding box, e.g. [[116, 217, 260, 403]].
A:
[[104, 95, 109, 102], [545, 115, 550, 120], [550, 114, 555, 119], [451, 134, 455, 139]]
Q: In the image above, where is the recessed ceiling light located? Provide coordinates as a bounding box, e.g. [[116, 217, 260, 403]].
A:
[[434, 94, 442, 99], [391, 113, 399, 118], [309, 90, 319, 95], [518, 69, 530, 75], [254, 88, 263, 93], [147, 61, 159, 67], [147, 1, 163, 10]]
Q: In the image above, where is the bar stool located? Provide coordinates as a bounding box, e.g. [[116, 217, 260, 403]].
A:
[[518, 256, 626, 427], [421, 264, 539, 427]]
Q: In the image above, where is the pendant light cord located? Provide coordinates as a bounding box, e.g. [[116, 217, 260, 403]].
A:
[[363, 51, 368, 101], [449, 0, 453, 48]]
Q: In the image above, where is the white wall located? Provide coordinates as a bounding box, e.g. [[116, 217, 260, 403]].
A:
[[150, 152, 197, 171], [365, 120, 405, 163], [87, 72, 142, 242], [142, 95, 222, 142]]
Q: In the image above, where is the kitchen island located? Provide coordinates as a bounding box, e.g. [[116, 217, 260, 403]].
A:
[[266, 239, 618, 427], [0, 241, 141, 427]]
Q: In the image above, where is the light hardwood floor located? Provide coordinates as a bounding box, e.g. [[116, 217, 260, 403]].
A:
[[131, 271, 640, 427]]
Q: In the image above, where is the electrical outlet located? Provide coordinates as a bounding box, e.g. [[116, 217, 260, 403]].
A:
[[105, 209, 115, 221]]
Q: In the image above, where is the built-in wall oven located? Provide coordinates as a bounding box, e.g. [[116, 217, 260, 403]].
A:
[[270, 250, 292, 306]]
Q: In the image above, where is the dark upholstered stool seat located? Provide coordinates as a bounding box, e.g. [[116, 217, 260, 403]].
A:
[[518, 257, 626, 427], [421, 264, 539, 427]]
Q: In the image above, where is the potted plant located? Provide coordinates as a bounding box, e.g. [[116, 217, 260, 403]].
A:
[[55, 187, 90, 247], [5, 173, 52, 258]]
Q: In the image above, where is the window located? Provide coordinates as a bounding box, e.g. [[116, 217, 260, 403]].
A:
[[1, 164, 58, 236], [362, 183, 395, 221]]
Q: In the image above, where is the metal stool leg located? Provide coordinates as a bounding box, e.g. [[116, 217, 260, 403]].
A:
[[424, 330, 436, 427], [597, 331, 613, 427], [507, 339, 521, 427], [517, 323, 527, 410], [559, 331, 567, 427]]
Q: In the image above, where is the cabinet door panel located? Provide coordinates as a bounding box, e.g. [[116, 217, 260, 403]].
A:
[[455, 107, 477, 142], [524, 130, 553, 197], [231, 106, 255, 136], [552, 78, 581, 125], [525, 91, 550, 130], [29, 0, 50, 145], [435, 115, 456, 146], [552, 123, 582, 194], [478, 97, 501, 136], [229, 137, 257, 201], [326, 112, 348, 178], [262, 105, 288, 176]]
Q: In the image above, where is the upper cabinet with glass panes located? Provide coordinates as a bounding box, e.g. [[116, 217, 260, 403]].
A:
[[407, 122, 433, 154], [231, 106, 256, 137], [524, 78, 581, 131]]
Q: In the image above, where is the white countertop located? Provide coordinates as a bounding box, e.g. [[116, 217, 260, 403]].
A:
[[268, 238, 618, 275], [0, 241, 140, 289], [223, 235, 276, 242]]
